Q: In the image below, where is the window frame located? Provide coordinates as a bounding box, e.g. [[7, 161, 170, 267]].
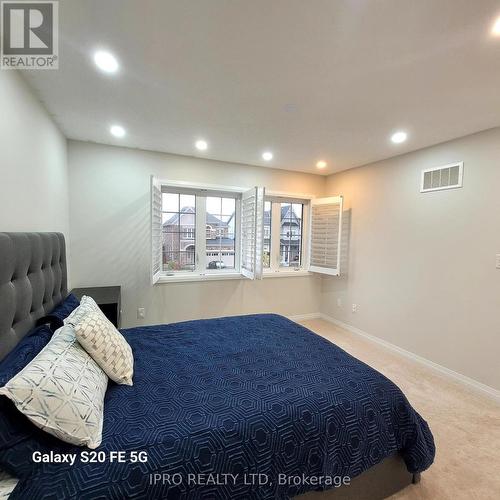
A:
[[158, 182, 243, 282], [263, 194, 311, 277], [152, 180, 318, 284]]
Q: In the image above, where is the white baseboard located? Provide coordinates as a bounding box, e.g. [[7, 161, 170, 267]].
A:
[[287, 312, 322, 322], [318, 313, 500, 403]]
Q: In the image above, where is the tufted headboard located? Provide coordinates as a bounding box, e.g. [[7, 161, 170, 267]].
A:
[[0, 233, 67, 361]]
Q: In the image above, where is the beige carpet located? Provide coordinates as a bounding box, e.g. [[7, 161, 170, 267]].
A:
[[299, 319, 500, 500]]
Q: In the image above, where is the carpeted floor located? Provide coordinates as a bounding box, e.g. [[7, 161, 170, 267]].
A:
[[300, 319, 500, 500]]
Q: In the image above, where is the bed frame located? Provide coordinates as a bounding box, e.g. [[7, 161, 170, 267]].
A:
[[296, 454, 419, 499], [0, 232, 419, 499], [0, 232, 67, 361]]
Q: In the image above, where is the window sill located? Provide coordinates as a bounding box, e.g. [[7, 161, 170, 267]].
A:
[[156, 269, 313, 284], [156, 272, 244, 284], [263, 270, 312, 278]]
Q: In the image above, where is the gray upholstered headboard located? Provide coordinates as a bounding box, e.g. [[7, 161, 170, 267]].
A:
[[0, 232, 67, 360]]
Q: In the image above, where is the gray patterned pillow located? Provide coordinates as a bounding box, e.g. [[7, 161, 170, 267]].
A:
[[0, 468, 18, 500], [0, 326, 107, 449], [64, 295, 101, 327], [75, 310, 134, 386]]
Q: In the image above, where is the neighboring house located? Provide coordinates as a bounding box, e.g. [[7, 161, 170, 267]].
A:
[[263, 204, 302, 267], [163, 204, 302, 270], [163, 207, 235, 269]]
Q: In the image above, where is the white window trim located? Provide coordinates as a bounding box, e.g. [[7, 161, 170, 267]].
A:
[[157, 179, 247, 194], [263, 192, 312, 277], [263, 269, 312, 279], [157, 271, 244, 284]]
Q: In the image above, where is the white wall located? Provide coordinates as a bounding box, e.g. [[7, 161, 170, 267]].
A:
[[321, 128, 500, 391], [0, 71, 68, 237], [68, 140, 325, 327]]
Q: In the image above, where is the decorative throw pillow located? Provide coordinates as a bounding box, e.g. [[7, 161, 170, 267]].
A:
[[0, 325, 54, 455], [0, 467, 18, 499], [0, 326, 108, 449], [75, 310, 134, 386], [64, 295, 100, 327]]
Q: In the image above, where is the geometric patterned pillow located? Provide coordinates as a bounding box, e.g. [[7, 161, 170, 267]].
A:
[[0, 326, 107, 449], [64, 295, 101, 328], [75, 310, 134, 386]]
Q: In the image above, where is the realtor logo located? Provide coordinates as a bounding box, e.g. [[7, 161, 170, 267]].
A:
[[1, 1, 58, 69]]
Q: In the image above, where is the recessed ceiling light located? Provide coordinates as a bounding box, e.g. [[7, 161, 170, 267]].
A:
[[316, 160, 327, 169], [262, 151, 273, 161], [492, 17, 500, 36], [94, 51, 119, 73], [195, 139, 208, 151], [391, 131, 408, 144], [110, 125, 126, 138]]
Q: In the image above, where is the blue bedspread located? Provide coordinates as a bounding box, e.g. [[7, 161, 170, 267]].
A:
[[7, 314, 434, 499]]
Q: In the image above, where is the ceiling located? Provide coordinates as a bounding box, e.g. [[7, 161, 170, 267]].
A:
[[22, 0, 500, 175]]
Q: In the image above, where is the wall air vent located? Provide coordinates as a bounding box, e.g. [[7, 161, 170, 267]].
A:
[[421, 162, 463, 193]]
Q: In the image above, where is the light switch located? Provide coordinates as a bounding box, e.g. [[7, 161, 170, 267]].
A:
[[496, 254, 500, 269]]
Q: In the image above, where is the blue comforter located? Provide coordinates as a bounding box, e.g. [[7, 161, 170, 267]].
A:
[[7, 314, 434, 499]]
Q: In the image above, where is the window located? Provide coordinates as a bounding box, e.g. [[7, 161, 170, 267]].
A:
[[280, 202, 303, 268], [151, 178, 342, 283], [162, 192, 196, 271], [206, 196, 236, 270], [264, 198, 307, 273], [159, 189, 239, 275], [151, 179, 266, 282]]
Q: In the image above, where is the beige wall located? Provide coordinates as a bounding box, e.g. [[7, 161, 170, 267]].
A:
[[321, 127, 500, 391], [5, 70, 497, 392], [0, 71, 68, 237], [67, 140, 325, 327]]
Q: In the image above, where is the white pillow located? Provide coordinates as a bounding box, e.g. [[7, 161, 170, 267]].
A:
[[64, 295, 100, 327], [0, 326, 107, 449], [75, 310, 134, 386]]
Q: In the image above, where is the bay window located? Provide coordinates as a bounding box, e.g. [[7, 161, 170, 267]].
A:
[[151, 177, 343, 283]]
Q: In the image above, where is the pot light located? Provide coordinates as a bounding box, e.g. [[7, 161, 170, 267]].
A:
[[492, 17, 500, 36], [94, 51, 119, 73], [110, 125, 126, 138], [316, 160, 327, 169], [262, 151, 273, 161], [195, 139, 208, 151], [391, 131, 408, 144]]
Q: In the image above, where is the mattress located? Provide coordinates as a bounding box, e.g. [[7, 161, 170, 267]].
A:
[[4, 314, 434, 499]]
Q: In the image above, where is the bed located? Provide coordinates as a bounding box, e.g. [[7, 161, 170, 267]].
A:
[[0, 232, 435, 499]]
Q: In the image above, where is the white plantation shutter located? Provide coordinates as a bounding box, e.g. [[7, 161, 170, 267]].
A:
[[254, 187, 265, 279], [309, 196, 343, 276], [241, 186, 265, 279], [151, 176, 162, 284]]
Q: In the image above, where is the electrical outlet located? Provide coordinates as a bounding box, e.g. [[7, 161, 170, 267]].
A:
[[496, 254, 500, 269], [352, 303, 358, 313], [337, 297, 342, 307], [137, 308, 145, 319]]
